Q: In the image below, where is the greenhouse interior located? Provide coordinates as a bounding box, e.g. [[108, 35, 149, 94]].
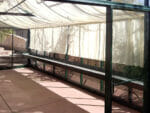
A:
[[0, 0, 150, 113]]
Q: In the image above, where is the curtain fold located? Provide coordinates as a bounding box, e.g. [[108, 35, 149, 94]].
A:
[[30, 17, 144, 67]]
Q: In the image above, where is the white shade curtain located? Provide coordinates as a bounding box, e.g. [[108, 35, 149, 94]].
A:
[[112, 17, 144, 67], [30, 16, 144, 67], [0, 0, 144, 67]]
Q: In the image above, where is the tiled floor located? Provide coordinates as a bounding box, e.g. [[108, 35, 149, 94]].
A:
[[0, 68, 140, 113]]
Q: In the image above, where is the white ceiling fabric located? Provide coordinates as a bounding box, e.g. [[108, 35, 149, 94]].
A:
[[0, 0, 144, 29]]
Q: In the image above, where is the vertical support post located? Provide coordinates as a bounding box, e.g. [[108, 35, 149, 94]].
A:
[[0, 33, 1, 43], [27, 29, 31, 66], [43, 51, 46, 71], [65, 48, 68, 78], [128, 87, 132, 103], [26, 29, 30, 52], [79, 25, 83, 85], [105, 1, 113, 113], [80, 58, 83, 85], [100, 61, 104, 92], [65, 26, 70, 79], [144, 0, 150, 113], [11, 29, 14, 68], [100, 80, 104, 92], [35, 50, 37, 67], [53, 53, 55, 75], [51, 28, 55, 75]]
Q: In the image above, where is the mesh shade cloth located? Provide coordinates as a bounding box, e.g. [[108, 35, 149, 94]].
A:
[[0, 0, 144, 28], [30, 16, 144, 67], [0, 0, 144, 67]]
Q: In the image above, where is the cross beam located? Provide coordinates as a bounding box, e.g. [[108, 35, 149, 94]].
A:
[[0, 12, 34, 16], [44, 0, 150, 12]]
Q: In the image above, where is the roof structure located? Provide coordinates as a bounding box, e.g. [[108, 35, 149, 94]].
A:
[[0, 0, 145, 29]]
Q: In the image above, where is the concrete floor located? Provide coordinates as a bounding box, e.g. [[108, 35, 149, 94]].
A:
[[0, 68, 140, 113]]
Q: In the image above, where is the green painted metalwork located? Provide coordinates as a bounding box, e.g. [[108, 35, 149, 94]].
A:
[[23, 53, 143, 90], [105, 1, 113, 112], [26, 29, 31, 66], [65, 48, 68, 79], [65, 26, 70, 79], [100, 80, 104, 91], [65, 69, 68, 78], [144, 0, 150, 113], [43, 51, 46, 71], [27, 54, 143, 112], [80, 58, 83, 85], [26, 29, 30, 51], [11, 29, 14, 68], [100, 61, 104, 92], [128, 87, 132, 103], [35, 50, 37, 67], [0, 12, 34, 16], [45, 0, 150, 12], [53, 53, 55, 75]]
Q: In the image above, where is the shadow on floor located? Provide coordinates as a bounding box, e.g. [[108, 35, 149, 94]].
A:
[[15, 67, 140, 113]]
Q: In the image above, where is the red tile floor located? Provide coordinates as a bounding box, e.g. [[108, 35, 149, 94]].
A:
[[0, 68, 140, 113]]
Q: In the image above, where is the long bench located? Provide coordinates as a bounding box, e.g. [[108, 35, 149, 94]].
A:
[[23, 53, 143, 90]]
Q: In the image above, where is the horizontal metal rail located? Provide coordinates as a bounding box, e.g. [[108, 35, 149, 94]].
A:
[[44, 0, 150, 12], [23, 53, 143, 90], [0, 12, 34, 16]]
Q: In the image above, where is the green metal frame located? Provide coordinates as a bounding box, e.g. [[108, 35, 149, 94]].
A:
[[100, 61, 104, 92], [35, 50, 37, 67], [80, 58, 83, 85], [26, 29, 31, 66], [65, 26, 70, 79], [15, 0, 150, 113], [43, 51, 46, 71], [105, 1, 113, 112], [144, 0, 150, 113], [45, 0, 150, 12], [0, 12, 34, 16], [26, 53, 143, 112], [53, 53, 55, 75], [11, 29, 14, 68], [128, 87, 132, 103]]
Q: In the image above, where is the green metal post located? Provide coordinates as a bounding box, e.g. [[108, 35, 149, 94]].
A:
[[27, 29, 31, 66], [44, 0, 150, 12], [65, 26, 70, 79], [35, 50, 37, 67], [80, 58, 83, 85], [51, 28, 55, 75], [100, 61, 104, 92], [11, 29, 14, 68], [128, 87, 132, 103], [65, 56, 68, 78], [144, 0, 150, 113], [43, 51, 46, 71], [105, 0, 113, 112], [53, 53, 55, 75], [0, 33, 1, 43]]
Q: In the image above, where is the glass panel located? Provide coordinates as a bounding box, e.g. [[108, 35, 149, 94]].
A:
[[112, 0, 144, 5], [112, 9, 144, 107]]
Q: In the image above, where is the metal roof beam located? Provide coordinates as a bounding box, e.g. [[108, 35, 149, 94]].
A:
[[44, 0, 150, 12], [0, 12, 34, 16]]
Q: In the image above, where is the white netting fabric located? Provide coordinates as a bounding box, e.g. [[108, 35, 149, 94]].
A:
[[0, 0, 144, 67], [30, 16, 144, 67]]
